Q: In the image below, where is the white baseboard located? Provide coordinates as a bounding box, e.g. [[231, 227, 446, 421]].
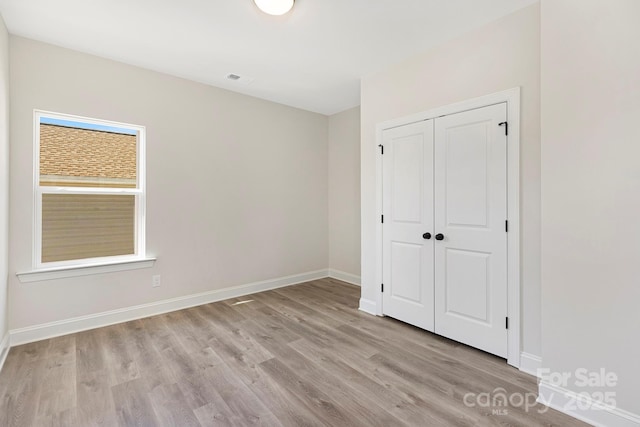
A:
[[0, 332, 9, 373], [519, 352, 542, 377], [328, 269, 361, 286], [538, 380, 640, 427], [358, 298, 377, 315], [9, 269, 329, 346]]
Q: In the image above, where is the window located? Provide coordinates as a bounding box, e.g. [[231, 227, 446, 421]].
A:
[[34, 111, 146, 269]]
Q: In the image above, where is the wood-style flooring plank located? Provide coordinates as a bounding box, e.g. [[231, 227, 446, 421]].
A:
[[252, 292, 380, 360], [205, 362, 279, 426], [288, 337, 461, 426], [258, 357, 363, 427], [34, 357, 76, 419], [99, 324, 140, 387], [190, 306, 274, 367], [0, 356, 47, 427], [288, 332, 484, 426], [203, 320, 323, 427], [111, 378, 159, 427], [75, 368, 118, 427], [0, 279, 588, 427], [119, 319, 179, 392], [244, 321, 407, 427], [193, 399, 240, 427], [33, 407, 80, 427], [147, 383, 201, 427]]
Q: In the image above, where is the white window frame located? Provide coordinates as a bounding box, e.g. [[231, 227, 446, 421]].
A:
[[32, 110, 147, 270]]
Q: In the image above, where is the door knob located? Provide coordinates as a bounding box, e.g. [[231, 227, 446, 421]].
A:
[[422, 232, 431, 240], [435, 233, 444, 241]]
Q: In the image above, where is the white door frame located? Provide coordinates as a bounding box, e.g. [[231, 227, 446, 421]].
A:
[[374, 87, 521, 368]]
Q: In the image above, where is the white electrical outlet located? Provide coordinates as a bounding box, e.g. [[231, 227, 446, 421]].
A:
[[152, 275, 161, 287]]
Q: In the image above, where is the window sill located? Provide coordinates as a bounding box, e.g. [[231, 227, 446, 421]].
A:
[[17, 257, 157, 283]]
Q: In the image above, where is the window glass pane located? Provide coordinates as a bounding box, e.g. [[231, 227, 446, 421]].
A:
[[39, 120, 137, 188], [42, 194, 135, 263]]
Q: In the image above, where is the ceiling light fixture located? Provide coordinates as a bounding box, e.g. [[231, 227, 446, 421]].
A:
[[253, 0, 294, 16]]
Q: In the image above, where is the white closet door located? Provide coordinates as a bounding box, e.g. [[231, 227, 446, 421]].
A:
[[434, 103, 508, 358], [382, 120, 435, 332]]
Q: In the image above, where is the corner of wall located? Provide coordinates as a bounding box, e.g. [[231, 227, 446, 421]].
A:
[[327, 268, 360, 286], [519, 352, 542, 377], [0, 12, 11, 353], [328, 106, 362, 280], [358, 298, 377, 315], [0, 332, 9, 372]]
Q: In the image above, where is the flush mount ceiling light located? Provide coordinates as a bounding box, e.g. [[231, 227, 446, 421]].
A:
[[253, 0, 294, 16]]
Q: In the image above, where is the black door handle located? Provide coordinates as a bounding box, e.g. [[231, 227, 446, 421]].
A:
[[435, 233, 444, 241], [422, 232, 431, 240]]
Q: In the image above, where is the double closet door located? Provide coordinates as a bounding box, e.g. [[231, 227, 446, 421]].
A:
[[382, 103, 508, 358]]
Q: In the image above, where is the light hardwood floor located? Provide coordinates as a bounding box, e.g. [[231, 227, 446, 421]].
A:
[[0, 278, 586, 426]]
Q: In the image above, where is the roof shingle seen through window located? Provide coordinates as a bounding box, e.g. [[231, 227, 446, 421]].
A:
[[39, 124, 137, 187]]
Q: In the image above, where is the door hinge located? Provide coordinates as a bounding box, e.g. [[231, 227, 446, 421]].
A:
[[378, 144, 384, 154], [381, 283, 384, 293], [506, 317, 509, 329], [499, 121, 508, 136], [505, 220, 508, 232], [381, 215, 384, 223]]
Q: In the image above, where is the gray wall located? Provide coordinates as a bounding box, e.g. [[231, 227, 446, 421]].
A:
[[360, 4, 542, 357], [541, 0, 640, 415], [328, 107, 361, 280], [8, 36, 328, 330], [0, 15, 9, 345]]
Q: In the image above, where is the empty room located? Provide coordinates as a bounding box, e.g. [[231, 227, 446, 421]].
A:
[[0, 0, 638, 426]]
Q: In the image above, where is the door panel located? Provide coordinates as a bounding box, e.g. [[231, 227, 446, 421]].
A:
[[445, 123, 489, 227], [444, 248, 490, 323], [390, 242, 423, 303], [434, 103, 508, 358], [382, 121, 434, 332], [392, 137, 423, 223]]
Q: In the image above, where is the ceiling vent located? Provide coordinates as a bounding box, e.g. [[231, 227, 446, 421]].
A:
[[226, 73, 254, 85]]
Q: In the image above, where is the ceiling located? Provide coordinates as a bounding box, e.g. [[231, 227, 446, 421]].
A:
[[0, 0, 537, 115]]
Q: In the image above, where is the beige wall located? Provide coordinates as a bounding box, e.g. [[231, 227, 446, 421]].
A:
[[8, 36, 328, 329], [0, 15, 9, 343], [328, 107, 361, 279], [541, 0, 640, 415], [360, 4, 542, 356]]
